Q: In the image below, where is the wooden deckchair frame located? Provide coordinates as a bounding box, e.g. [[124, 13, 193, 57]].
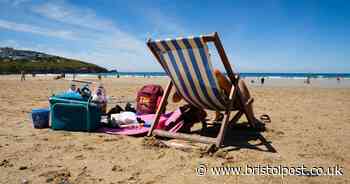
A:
[[146, 32, 255, 148]]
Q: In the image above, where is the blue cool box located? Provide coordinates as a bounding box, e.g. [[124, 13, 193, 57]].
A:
[[49, 92, 101, 132], [31, 108, 50, 129]]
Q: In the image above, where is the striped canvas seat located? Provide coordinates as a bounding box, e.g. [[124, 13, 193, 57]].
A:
[[148, 36, 233, 111]]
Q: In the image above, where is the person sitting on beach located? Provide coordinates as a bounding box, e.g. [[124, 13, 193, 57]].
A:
[[172, 69, 262, 127]]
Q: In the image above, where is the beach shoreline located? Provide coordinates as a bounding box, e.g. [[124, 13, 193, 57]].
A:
[[2, 74, 349, 89]]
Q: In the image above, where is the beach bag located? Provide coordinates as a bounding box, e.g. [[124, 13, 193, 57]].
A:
[[136, 84, 164, 115]]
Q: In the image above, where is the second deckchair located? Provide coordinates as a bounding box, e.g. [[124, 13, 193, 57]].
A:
[[146, 32, 256, 148]]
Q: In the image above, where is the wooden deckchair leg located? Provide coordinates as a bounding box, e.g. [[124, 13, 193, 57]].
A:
[[216, 109, 232, 147], [216, 84, 236, 147], [228, 110, 244, 127], [147, 81, 173, 137]]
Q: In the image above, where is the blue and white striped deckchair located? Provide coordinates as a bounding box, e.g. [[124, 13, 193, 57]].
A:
[[146, 32, 254, 148]]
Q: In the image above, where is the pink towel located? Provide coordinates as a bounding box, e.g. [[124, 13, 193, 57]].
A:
[[98, 109, 184, 136], [164, 108, 184, 133], [138, 113, 171, 129]]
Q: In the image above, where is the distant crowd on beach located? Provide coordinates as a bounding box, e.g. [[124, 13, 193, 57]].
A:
[[245, 75, 344, 86], [304, 75, 342, 84], [19, 71, 120, 81], [248, 77, 266, 85]]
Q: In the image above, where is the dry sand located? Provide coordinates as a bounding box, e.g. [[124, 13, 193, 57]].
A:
[[0, 75, 349, 184]]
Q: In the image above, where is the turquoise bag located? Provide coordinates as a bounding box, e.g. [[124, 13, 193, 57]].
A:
[[49, 92, 101, 132]]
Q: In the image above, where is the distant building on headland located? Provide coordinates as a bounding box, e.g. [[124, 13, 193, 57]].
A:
[[0, 47, 53, 60]]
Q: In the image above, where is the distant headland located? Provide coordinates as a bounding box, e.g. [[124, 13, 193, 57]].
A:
[[0, 47, 108, 74]]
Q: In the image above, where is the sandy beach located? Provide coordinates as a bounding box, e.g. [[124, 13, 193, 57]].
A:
[[0, 75, 349, 184]]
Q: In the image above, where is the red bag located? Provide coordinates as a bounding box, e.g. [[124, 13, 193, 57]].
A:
[[136, 84, 164, 115]]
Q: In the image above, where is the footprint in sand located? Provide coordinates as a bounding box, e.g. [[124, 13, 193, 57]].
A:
[[111, 165, 124, 172], [0, 159, 13, 168], [74, 154, 85, 160]]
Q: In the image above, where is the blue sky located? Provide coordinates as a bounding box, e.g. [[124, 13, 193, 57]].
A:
[[0, 0, 349, 73]]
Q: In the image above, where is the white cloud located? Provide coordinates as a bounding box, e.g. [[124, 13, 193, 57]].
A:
[[29, 1, 153, 70], [12, 0, 30, 6], [1, 1, 185, 71], [130, 5, 187, 39], [147, 11, 186, 37], [32, 1, 115, 32], [31, 1, 145, 50], [0, 19, 76, 39], [0, 39, 20, 48], [0, 0, 31, 6]]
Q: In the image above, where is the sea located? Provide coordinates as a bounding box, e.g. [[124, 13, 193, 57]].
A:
[[65, 72, 350, 79]]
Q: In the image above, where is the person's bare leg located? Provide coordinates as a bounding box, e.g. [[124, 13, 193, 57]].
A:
[[237, 80, 257, 124], [214, 69, 257, 125]]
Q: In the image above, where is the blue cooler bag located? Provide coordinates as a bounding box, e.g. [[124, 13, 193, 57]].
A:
[[49, 92, 101, 132], [31, 108, 50, 128]]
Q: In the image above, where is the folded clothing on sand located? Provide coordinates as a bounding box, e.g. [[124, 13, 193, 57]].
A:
[[98, 109, 184, 136], [110, 112, 138, 126]]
